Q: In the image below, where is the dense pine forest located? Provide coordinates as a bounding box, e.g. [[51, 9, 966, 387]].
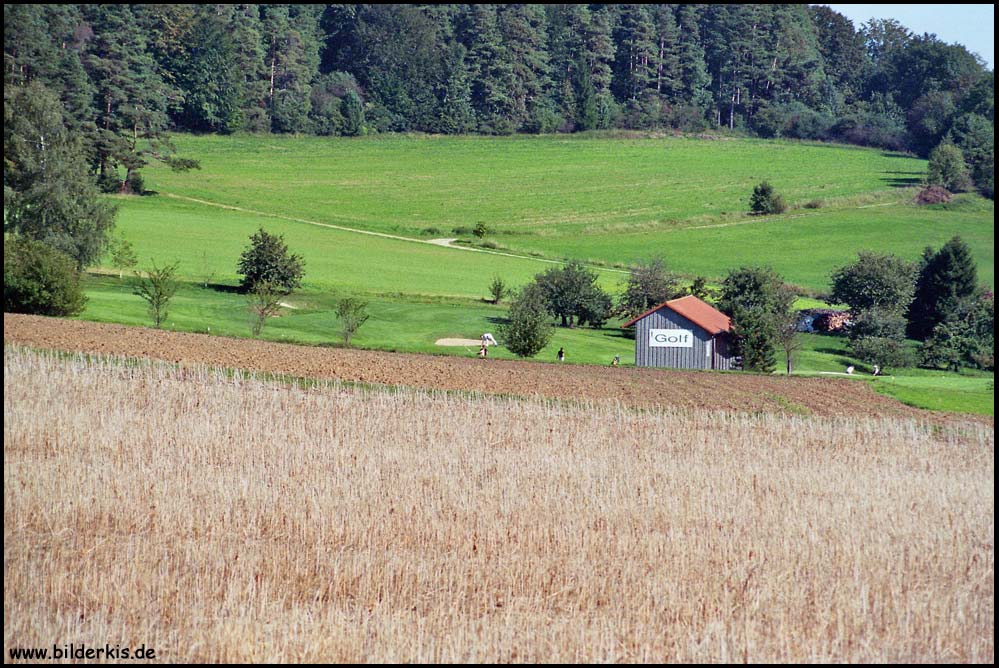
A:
[[4, 3, 994, 196]]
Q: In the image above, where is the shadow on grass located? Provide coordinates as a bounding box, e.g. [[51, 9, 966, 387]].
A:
[[881, 176, 923, 188], [208, 282, 243, 294]]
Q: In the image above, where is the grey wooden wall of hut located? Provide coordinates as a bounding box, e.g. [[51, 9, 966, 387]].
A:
[[633, 307, 736, 370]]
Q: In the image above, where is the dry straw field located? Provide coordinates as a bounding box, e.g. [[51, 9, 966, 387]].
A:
[[4, 346, 994, 662]]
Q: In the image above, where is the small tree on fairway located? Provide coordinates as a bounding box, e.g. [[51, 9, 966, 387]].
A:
[[336, 297, 370, 347], [247, 281, 284, 337], [749, 181, 787, 215], [198, 250, 216, 289], [500, 283, 554, 358], [776, 310, 803, 375], [473, 222, 490, 238], [133, 261, 180, 328], [109, 235, 138, 279], [489, 276, 508, 304], [237, 228, 304, 294], [535, 260, 612, 328]]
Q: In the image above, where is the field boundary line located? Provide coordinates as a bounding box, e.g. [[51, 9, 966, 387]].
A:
[[161, 193, 627, 274]]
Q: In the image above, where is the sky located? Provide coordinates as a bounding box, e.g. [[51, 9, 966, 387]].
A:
[[822, 4, 995, 70]]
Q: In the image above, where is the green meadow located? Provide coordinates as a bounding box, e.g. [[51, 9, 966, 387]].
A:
[[145, 133, 928, 235], [81, 132, 993, 415]]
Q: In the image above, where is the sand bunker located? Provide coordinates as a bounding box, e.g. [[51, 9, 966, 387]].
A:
[[435, 338, 483, 346]]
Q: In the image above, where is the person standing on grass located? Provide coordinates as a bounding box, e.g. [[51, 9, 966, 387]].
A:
[[557, 347, 565, 362]]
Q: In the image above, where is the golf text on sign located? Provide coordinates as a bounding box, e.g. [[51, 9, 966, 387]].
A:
[[649, 329, 694, 348]]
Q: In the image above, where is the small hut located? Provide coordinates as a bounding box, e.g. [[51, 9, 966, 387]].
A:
[[622, 295, 736, 370]]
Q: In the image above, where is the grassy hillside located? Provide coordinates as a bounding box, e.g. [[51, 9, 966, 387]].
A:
[[143, 133, 931, 238], [111, 195, 626, 298], [79, 132, 993, 415], [495, 195, 994, 292], [138, 133, 992, 293]]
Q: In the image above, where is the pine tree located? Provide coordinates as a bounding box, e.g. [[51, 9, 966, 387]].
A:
[[465, 4, 516, 134], [222, 4, 270, 132], [612, 5, 657, 103], [497, 4, 550, 132], [433, 44, 475, 134], [178, 12, 244, 133], [263, 5, 322, 134], [675, 4, 712, 113], [500, 283, 554, 358], [4, 81, 117, 269], [907, 237, 979, 340], [650, 5, 682, 104], [81, 5, 178, 192]]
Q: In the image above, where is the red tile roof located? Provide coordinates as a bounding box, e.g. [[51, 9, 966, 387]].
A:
[[621, 295, 732, 334]]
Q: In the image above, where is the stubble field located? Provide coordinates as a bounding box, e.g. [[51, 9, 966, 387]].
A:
[[4, 346, 993, 662]]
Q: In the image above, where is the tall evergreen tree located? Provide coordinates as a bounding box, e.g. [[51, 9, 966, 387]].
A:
[[497, 4, 550, 132], [907, 237, 979, 340], [809, 5, 870, 106], [4, 82, 116, 269], [465, 4, 516, 134], [222, 4, 270, 132], [674, 4, 712, 114], [178, 11, 245, 133], [650, 5, 682, 104], [82, 4, 180, 192], [263, 5, 322, 134], [612, 5, 657, 104]]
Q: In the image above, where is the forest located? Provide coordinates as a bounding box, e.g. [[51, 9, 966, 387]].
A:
[[4, 4, 994, 196]]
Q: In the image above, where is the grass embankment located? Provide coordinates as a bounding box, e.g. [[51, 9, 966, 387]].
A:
[[5, 347, 993, 662]]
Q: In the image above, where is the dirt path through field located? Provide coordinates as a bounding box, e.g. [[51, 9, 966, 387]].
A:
[[4, 313, 979, 422]]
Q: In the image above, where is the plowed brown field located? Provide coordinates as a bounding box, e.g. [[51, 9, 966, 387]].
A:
[[1, 313, 970, 420]]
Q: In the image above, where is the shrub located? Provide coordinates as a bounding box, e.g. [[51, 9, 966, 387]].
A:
[[848, 309, 915, 370], [915, 185, 953, 205], [126, 170, 145, 195], [926, 142, 972, 192], [4, 237, 87, 316], [749, 181, 787, 215], [473, 222, 490, 238]]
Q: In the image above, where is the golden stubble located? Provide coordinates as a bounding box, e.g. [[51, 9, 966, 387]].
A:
[[4, 346, 993, 662]]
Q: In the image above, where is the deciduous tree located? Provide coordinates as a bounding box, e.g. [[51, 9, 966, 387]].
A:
[[236, 228, 305, 294]]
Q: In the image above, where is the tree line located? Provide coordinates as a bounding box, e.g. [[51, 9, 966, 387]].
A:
[[500, 236, 992, 375], [4, 4, 994, 195]]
